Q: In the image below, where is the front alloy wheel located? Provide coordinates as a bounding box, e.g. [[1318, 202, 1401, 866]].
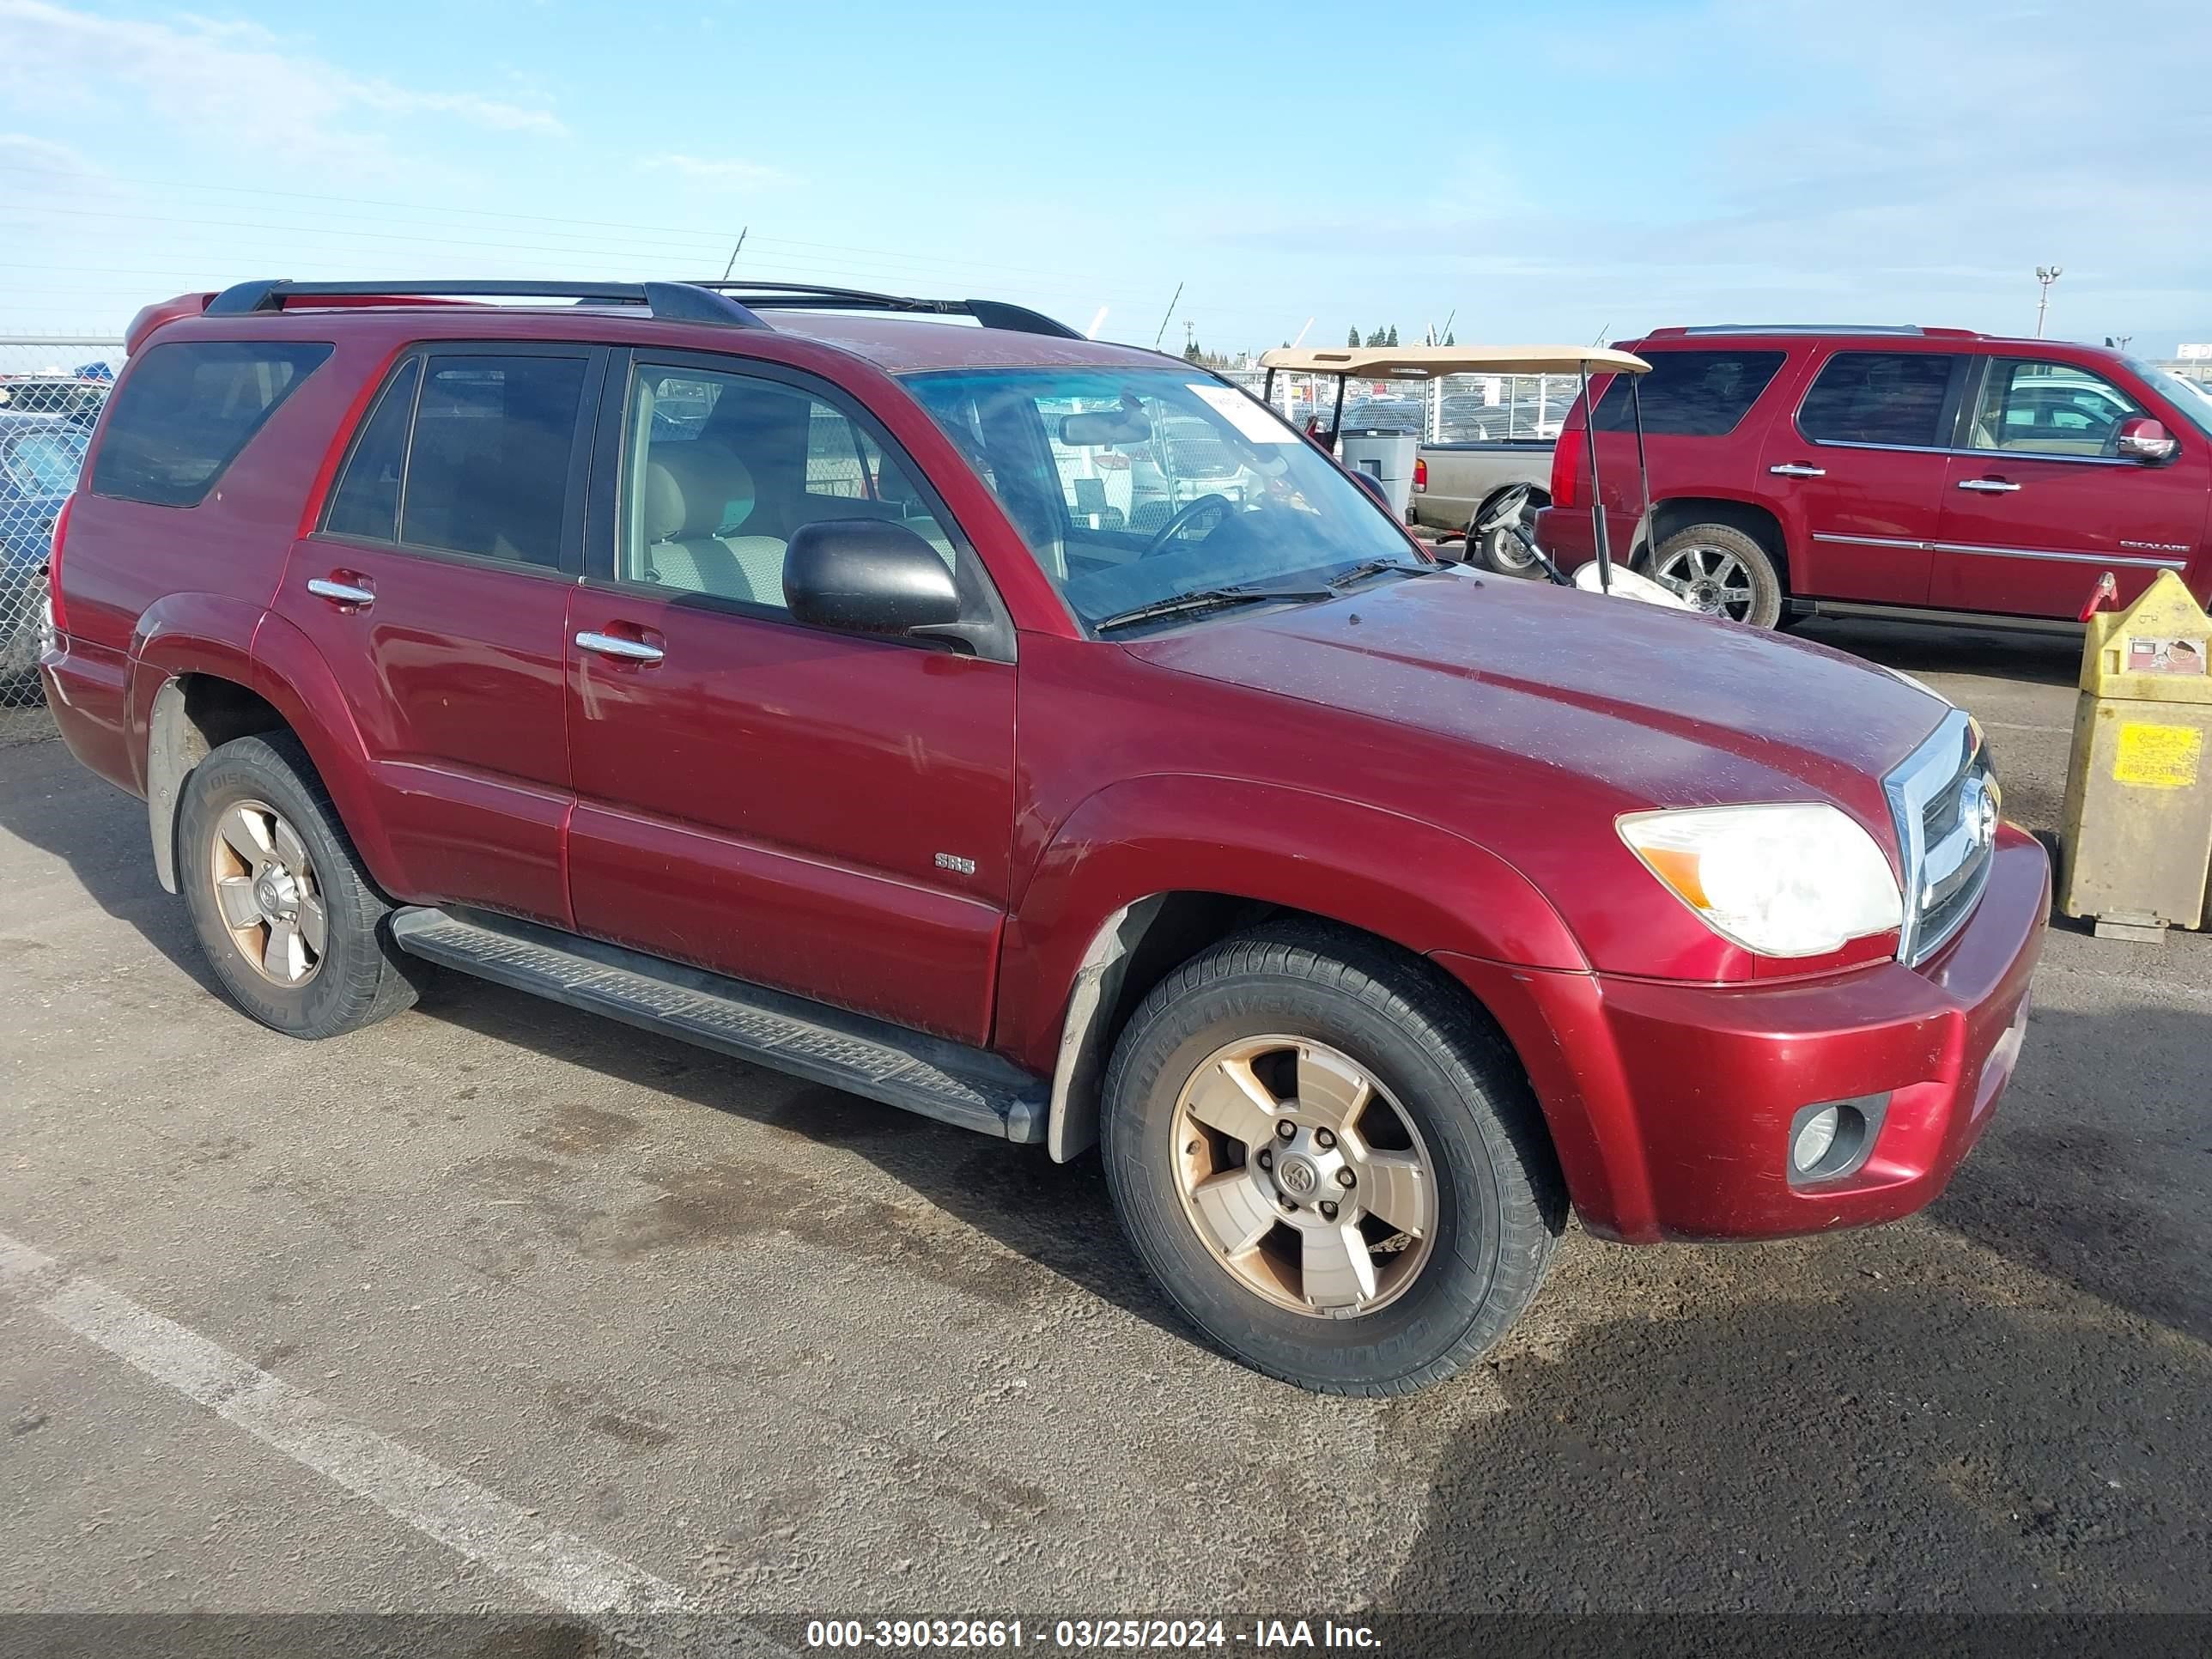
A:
[[1101, 921, 1565, 1395], [1173, 1036, 1436, 1318]]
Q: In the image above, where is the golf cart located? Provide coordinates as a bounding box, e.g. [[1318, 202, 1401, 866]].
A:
[[1257, 343, 1682, 608]]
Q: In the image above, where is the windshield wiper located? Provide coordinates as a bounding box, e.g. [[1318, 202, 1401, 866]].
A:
[[1324, 556, 1449, 589], [1093, 584, 1334, 634]]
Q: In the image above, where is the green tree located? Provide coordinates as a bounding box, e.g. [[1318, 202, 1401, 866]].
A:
[[1182, 339, 1203, 362], [1385, 325, 1399, 348], [1443, 330, 1455, 346], [1346, 325, 1360, 347], [1364, 327, 1386, 347]]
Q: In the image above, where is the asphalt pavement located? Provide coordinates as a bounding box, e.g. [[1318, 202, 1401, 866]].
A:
[[2, 617, 2209, 1655]]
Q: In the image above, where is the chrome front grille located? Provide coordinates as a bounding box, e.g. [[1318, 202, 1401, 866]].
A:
[[1883, 708, 1998, 967]]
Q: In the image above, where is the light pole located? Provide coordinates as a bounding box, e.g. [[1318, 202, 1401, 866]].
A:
[[2035, 265, 2063, 337]]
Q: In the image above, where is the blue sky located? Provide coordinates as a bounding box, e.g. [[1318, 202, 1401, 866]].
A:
[[2, 0, 2208, 355]]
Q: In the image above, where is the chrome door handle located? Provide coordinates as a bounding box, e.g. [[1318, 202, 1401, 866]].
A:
[[574, 630, 665, 665], [1768, 463, 1826, 478], [1957, 478, 2022, 494], [306, 577, 374, 607]]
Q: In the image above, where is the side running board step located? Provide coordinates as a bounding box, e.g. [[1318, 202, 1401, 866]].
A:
[[389, 906, 1047, 1144]]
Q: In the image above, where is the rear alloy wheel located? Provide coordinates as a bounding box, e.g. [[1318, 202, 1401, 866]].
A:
[[1101, 922, 1564, 1395], [208, 799, 328, 988], [179, 732, 420, 1040], [1647, 523, 1784, 627]]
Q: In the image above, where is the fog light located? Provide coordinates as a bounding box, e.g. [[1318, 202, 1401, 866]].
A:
[[1792, 1107, 1840, 1173], [1784, 1093, 1890, 1187]]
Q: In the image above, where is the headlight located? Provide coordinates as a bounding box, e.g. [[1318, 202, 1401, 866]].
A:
[[1618, 803, 1902, 958]]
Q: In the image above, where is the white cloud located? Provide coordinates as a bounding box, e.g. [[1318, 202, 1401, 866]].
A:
[[640, 154, 790, 190], [0, 0, 564, 177]]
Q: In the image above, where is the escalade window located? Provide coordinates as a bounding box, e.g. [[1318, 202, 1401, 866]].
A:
[[1966, 360, 2144, 456], [1798, 351, 1960, 448], [90, 341, 331, 507], [1590, 349, 1785, 436], [906, 367, 1416, 630]]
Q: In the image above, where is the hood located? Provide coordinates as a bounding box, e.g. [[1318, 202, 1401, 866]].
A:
[[1123, 570, 1948, 837]]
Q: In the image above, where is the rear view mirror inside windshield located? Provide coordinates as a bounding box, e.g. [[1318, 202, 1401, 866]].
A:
[[1059, 408, 1152, 447]]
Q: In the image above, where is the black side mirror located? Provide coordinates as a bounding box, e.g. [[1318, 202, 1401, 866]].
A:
[[783, 520, 963, 636]]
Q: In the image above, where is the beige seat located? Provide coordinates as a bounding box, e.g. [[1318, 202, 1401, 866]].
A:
[[639, 442, 788, 606]]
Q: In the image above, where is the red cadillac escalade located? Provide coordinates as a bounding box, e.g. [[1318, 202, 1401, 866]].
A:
[[40, 280, 2046, 1394], [1533, 325, 2212, 629]]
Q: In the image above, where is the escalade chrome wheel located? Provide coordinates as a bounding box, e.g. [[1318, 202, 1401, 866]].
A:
[[1102, 922, 1565, 1395], [1648, 523, 1784, 628], [1170, 1035, 1436, 1318], [179, 732, 419, 1041]]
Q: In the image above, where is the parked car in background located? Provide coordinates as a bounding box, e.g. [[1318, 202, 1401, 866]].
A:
[[1534, 325, 2212, 628], [45, 278, 2044, 1396], [0, 411, 86, 686], [0, 374, 109, 428], [1410, 437, 1556, 568]]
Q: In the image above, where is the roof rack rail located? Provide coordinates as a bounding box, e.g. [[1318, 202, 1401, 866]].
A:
[[203, 279, 769, 329], [1656, 324, 1926, 337], [686, 280, 1084, 340]]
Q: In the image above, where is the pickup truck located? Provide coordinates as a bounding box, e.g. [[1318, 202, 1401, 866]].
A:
[[1409, 437, 1555, 571]]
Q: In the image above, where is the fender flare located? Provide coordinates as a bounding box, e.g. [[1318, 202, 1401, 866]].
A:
[[128, 608, 404, 900], [129, 596, 266, 893], [1005, 775, 1588, 1161]]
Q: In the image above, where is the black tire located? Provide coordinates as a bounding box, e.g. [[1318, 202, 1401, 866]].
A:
[[1644, 522, 1784, 628], [1100, 921, 1565, 1395], [177, 732, 418, 1040]]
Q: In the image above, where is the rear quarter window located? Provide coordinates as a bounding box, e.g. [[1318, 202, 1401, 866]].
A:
[[1591, 349, 1787, 436], [90, 341, 332, 507]]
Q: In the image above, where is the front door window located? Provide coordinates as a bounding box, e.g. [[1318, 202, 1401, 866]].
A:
[[1966, 360, 2145, 459]]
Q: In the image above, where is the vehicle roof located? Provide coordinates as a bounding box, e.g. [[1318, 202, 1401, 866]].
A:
[[131, 284, 1176, 375], [1637, 325, 2135, 359], [768, 312, 1176, 374], [1261, 344, 1651, 377]]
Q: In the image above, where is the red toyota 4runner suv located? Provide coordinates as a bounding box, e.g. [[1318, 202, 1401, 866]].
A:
[[41, 281, 2047, 1394], [1534, 325, 2212, 629]]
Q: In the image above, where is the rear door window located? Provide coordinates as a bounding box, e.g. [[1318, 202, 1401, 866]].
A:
[[323, 358, 422, 542], [1591, 349, 1786, 435], [1797, 351, 1963, 448], [89, 341, 331, 507], [396, 354, 590, 568]]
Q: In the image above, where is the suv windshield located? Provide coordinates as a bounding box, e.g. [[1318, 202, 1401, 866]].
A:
[[903, 367, 1420, 629], [2128, 357, 2212, 441]]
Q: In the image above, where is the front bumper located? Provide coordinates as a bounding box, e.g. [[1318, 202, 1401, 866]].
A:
[[1438, 825, 2049, 1243]]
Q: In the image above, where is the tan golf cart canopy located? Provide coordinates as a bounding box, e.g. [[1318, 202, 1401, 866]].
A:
[[1257, 344, 1650, 379]]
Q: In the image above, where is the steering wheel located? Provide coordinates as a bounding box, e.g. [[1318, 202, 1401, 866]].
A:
[[1139, 493, 1235, 559]]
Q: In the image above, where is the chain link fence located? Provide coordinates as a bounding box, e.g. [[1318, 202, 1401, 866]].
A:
[[0, 338, 118, 706], [1219, 367, 1578, 442]]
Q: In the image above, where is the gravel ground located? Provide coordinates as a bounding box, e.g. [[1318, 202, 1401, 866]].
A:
[[2, 619, 2208, 1654]]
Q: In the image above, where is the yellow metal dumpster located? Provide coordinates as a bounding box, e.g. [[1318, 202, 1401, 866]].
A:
[[2059, 570, 2212, 940]]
